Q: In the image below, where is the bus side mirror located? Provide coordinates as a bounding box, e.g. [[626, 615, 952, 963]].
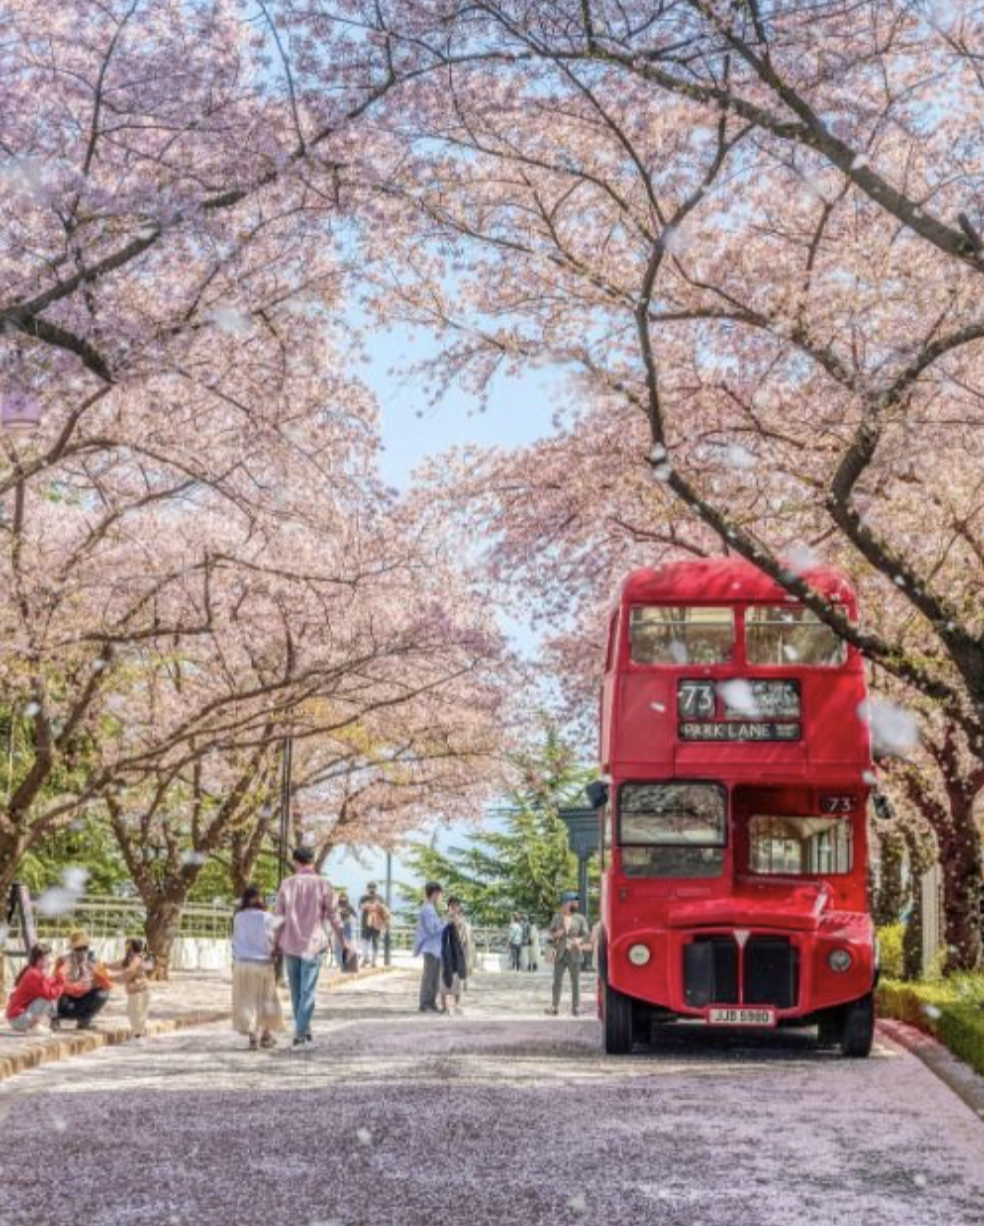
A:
[[872, 792, 893, 821], [586, 780, 609, 810]]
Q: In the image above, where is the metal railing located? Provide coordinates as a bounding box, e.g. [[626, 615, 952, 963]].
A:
[[27, 895, 235, 943], [16, 896, 512, 954]]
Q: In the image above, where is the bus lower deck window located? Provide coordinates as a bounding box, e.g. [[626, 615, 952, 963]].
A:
[[622, 846, 724, 879], [629, 607, 734, 665], [748, 814, 853, 875], [746, 606, 847, 666], [619, 782, 726, 878]]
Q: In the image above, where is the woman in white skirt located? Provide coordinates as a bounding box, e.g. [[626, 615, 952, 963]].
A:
[[232, 885, 285, 1050]]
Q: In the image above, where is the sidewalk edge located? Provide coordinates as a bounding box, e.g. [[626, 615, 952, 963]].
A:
[[0, 965, 393, 1085], [877, 1017, 984, 1125], [0, 1008, 227, 1084]]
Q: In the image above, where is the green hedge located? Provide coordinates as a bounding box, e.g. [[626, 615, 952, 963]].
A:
[[877, 976, 984, 1079], [876, 923, 905, 979]]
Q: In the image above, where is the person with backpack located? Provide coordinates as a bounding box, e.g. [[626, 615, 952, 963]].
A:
[[358, 882, 390, 968], [4, 944, 64, 1033]]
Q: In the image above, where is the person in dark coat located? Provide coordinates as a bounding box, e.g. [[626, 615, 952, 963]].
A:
[[440, 897, 469, 1014]]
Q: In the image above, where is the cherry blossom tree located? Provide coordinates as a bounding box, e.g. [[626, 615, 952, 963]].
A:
[[97, 546, 509, 973], [0, 0, 437, 388], [330, 0, 984, 768]]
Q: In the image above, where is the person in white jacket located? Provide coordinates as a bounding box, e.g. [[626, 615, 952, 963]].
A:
[[507, 914, 524, 971], [526, 920, 541, 972], [231, 885, 284, 1050]]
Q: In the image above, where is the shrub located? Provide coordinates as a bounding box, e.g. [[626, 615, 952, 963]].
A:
[[877, 976, 984, 1079], [877, 923, 905, 980]]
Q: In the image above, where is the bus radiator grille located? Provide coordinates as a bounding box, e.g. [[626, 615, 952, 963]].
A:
[[743, 936, 799, 1009], [683, 936, 739, 1007]]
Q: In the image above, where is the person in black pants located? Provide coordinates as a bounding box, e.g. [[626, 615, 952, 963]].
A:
[[56, 930, 111, 1030]]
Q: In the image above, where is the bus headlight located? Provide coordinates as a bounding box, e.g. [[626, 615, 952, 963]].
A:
[[828, 948, 853, 973], [628, 944, 651, 966]]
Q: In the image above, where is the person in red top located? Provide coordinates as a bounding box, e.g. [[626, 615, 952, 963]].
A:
[[5, 944, 64, 1033]]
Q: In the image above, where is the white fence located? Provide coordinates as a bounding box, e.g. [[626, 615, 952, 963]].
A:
[[3, 895, 516, 975]]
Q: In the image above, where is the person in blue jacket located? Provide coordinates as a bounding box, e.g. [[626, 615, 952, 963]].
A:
[[413, 881, 445, 1012]]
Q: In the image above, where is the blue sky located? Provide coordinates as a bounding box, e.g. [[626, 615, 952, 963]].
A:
[[322, 323, 558, 901], [367, 325, 559, 491]]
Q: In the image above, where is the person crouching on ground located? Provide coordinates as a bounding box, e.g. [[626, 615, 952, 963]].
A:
[[109, 938, 152, 1040], [414, 882, 445, 1012], [274, 846, 350, 1048], [440, 896, 470, 1015], [56, 930, 111, 1030], [5, 944, 64, 1033], [546, 893, 591, 1017], [232, 884, 285, 1051]]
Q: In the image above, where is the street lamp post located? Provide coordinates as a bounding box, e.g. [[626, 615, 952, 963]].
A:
[[2, 393, 42, 806], [276, 736, 293, 888], [557, 807, 599, 919], [383, 849, 393, 967]]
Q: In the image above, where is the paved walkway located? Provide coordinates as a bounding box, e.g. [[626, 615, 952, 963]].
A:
[[2, 971, 983, 1225], [0, 966, 386, 1081]]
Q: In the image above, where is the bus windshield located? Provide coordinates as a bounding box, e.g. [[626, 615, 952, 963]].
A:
[[745, 606, 847, 666], [629, 607, 734, 665], [619, 783, 726, 878], [747, 814, 853, 875]]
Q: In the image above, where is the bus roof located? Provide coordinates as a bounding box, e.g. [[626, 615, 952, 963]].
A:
[[620, 558, 855, 606]]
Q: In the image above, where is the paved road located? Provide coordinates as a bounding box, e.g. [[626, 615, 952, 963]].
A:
[[2, 971, 983, 1226]]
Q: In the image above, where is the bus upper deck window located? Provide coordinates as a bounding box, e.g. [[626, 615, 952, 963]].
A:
[[629, 606, 734, 665], [745, 606, 847, 666]]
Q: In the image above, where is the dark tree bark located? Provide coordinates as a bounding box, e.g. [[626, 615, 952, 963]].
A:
[[872, 827, 908, 929], [899, 728, 984, 974], [936, 817, 982, 974], [144, 894, 185, 981]]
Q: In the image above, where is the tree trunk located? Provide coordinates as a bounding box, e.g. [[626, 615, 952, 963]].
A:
[[939, 820, 982, 973], [144, 897, 184, 981], [0, 827, 27, 902], [902, 877, 924, 981], [873, 827, 908, 927]]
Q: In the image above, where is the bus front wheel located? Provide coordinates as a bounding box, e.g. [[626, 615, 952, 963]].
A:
[[840, 993, 875, 1059], [604, 981, 634, 1055]]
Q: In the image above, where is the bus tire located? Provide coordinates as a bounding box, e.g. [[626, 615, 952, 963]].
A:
[[840, 993, 874, 1058], [604, 981, 634, 1055]]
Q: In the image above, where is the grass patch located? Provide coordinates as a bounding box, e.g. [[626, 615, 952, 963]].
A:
[[877, 975, 984, 1079]]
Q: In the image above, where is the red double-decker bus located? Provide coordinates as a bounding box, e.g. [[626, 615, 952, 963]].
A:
[[592, 558, 877, 1057]]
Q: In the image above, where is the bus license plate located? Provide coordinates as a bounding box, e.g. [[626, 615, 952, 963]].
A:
[[707, 1007, 776, 1027]]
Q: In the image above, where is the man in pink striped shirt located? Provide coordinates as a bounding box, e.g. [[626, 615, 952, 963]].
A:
[[275, 846, 351, 1047]]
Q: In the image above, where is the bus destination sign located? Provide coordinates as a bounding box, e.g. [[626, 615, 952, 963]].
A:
[[679, 721, 801, 742]]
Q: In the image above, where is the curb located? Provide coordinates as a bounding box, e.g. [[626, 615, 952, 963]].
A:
[[0, 965, 394, 1086], [877, 1018, 984, 1125], [0, 1008, 227, 1084]]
